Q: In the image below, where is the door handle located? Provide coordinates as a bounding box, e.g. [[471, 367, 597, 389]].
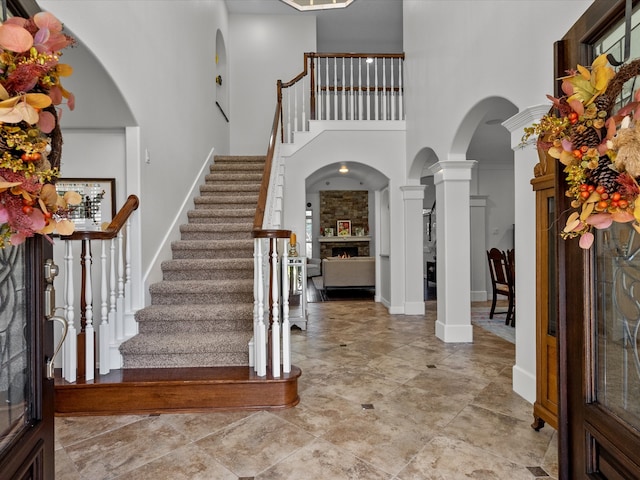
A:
[[47, 314, 68, 380], [43, 258, 67, 379]]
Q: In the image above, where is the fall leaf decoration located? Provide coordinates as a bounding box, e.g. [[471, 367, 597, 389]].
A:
[[523, 54, 640, 249], [0, 12, 77, 248]]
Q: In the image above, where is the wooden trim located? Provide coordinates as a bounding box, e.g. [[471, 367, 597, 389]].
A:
[[60, 194, 139, 241], [55, 366, 301, 415]]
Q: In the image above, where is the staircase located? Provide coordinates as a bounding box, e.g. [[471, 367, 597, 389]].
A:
[[54, 156, 301, 415], [119, 155, 264, 368]]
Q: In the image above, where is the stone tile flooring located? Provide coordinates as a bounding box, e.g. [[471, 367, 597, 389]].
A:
[[55, 300, 557, 479]]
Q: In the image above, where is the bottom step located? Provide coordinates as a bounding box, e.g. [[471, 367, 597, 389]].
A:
[[54, 365, 301, 416]]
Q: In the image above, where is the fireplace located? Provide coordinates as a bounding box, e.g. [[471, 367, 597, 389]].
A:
[[332, 246, 359, 257]]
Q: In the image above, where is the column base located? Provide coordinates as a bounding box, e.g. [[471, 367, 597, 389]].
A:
[[435, 320, 473, 343]]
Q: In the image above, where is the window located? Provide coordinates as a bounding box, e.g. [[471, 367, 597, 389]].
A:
[[305, 209, 313, 258]]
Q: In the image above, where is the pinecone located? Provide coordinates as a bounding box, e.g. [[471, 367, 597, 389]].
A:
[[571, 124, 602, 149], [589, 156, 620, 193]]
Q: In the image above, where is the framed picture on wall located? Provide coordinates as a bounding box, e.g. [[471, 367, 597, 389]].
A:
[[55, 178, 116, 232], [337, 220, 351, 236]]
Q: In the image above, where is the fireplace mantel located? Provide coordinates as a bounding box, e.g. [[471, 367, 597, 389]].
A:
[[318, 236, 371, 243]]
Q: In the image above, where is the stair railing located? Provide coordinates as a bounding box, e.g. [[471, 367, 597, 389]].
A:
[[252, 85, 292, 378], [58, 194, 140, 383], [280, 52, 405, 143]]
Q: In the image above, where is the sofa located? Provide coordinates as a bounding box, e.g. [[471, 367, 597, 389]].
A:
[[322, 256, 375, 289]]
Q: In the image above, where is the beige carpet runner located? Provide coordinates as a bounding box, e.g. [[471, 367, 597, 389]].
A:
[[119, 156, 264, 368]]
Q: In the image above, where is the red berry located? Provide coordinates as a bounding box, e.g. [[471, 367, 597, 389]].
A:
[[22, 205, 33, 214]]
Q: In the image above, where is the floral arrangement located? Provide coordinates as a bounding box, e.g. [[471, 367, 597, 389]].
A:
[[523, 54, 640, 249], [0, 12, 80, 248]]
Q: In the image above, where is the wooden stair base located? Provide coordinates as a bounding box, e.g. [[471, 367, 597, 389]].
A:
[[54, 365, 301, 416]]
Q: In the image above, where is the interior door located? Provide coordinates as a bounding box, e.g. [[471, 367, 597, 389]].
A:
[[0, 238, 55, 479], [557, 1, 640, 478]]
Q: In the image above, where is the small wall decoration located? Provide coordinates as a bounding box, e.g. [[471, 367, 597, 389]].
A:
[[55, 178, 115, 232], [337, 220, 351, 236], [324, 227, 334, 236]]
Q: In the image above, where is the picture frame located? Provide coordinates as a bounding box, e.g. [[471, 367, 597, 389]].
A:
[[55, 178, 116, 232], [337, 220, 351, 236], [324, 227, 334, 237]]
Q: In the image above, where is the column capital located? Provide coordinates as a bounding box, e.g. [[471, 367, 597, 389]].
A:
[[430, 160, 476, 184], [400, 185, 425, 200]]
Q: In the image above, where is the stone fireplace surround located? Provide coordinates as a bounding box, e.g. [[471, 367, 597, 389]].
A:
[[319, 190, 369, 258]]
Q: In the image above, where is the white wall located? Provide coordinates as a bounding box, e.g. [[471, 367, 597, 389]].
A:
[[229, 14, 316, 154], [39, 0, 232, 280], [403, 0, 593, 165]]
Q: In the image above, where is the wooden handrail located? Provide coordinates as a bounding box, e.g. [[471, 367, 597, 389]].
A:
[[253, 81, 283, 231], [61, 194, 140, 241], [309, 52, 405, 59]]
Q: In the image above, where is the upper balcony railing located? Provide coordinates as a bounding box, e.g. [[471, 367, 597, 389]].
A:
[[279, 52, 405, 143]]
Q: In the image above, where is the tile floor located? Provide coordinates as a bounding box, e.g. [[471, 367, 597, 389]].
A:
[[54, 299, 557, 479]]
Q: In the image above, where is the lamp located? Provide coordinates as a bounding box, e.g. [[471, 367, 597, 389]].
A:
[[280, 0, 355, 11], [339, 165, 349, 173]]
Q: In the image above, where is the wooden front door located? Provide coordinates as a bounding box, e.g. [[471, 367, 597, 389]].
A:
[[557, 1, 640, 478], [0, 238, 56, 479]]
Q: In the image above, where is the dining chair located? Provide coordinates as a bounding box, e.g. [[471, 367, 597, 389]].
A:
[[486, 248, 515, 326]]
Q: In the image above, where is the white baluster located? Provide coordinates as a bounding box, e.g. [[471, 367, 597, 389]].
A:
[[358, 57, 363, 120], [366, 58, 370, 120], [116, 230, 124, 342], [374, 57, 379, 120], [282, 248, 291, 374], [63, 240, 77, 383], [294, 83, 298, 135], [287, 87, 292, 143], [301, 76, 306, 132], [314, 57, 320, 122], [391, 58, 396, 121], [255, 238, 266, 376], [108, 237, 116, 344], [398, 57, 404, 120], [350, 57, 354, 120], [125, 219, 133, 336], [382, 58, 387, 120], [341, 58, 346, 120], [324, 57, 329, 120], [271, 238, 280, 377], [99, 240, 109, 375], [83, 239, 94, 381], [331, 57, 340, 120]]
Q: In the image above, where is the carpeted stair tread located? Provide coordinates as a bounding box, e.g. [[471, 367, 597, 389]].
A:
[[149, 279, 253, 294], [200, 184, 260, 194], [187, 209, 255, 224], [121, 332, 252, 354], [179, 223, 252, 241], [205, 173, 263, 184], [211, 163, 265, 172], [161, 258, 253, 281], [136, 303, 253, 323], [194, 195, 259, 205]]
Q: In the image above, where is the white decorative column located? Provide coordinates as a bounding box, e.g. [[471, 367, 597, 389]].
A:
[[503, 105, 549, 403], [401, 185, 426, 315], [430, 160, 476, 343], [470, 195, 488, 302]]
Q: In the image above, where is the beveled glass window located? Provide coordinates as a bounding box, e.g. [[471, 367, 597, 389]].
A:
[[0, 245, 31, 453], [595, 223, 640, 427]]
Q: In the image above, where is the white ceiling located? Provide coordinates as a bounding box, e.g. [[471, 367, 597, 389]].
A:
[[225, 0, 403, 53]]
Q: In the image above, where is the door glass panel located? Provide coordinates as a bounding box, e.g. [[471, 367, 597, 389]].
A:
[[595, 223, 640, 427], [0, 245, 31, 453]]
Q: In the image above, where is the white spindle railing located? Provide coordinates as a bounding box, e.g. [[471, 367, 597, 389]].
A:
[[279, 53, 404, 143], [59, 195, 139, 383], [250, 235, 292, 378]]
